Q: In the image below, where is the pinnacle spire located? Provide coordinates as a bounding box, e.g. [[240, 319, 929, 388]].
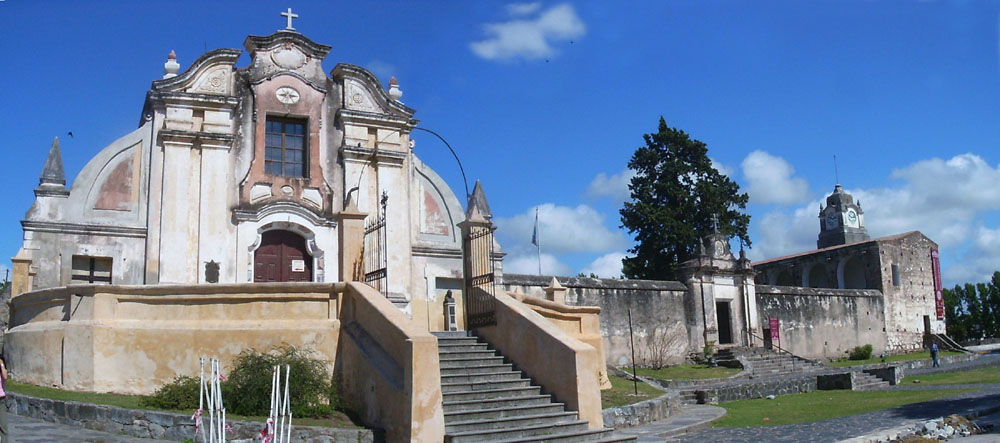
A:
[[469, 180, 492, 220], [40, 137, 66, 187]]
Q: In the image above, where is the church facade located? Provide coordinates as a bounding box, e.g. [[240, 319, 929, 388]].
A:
[[13, 30, 474, 329]]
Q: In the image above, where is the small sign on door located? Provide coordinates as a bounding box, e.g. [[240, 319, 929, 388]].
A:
[[291, 260, 306, 272]]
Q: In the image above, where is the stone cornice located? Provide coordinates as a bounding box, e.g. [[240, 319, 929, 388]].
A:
[[151, 48, 242, 91], [21, 220, 146, 238], [244, 31, 331, 59], [159, 130, 234, 149], [340, 144, 408, 167], [332, 63, 416, 117], [411, 245, 462, 259], [337, 109, 417, 130], [233, 201, 337, 228], [149, 90, 242, 109]]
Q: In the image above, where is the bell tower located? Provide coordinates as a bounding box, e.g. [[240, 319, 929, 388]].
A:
[[817, 184, 869, 248]]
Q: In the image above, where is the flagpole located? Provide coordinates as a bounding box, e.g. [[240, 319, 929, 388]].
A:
[[534, 208, 542, 276]]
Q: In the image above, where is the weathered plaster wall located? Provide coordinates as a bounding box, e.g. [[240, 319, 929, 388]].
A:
[[876, 233, 940, 351], [755, 285, 887, 359], [502, 275, 697, 368]]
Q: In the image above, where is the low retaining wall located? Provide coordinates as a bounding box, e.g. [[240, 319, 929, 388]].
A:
[[695, 375, 816, 404], [602, 392, 680, 429], [6, 392, 377, 441]]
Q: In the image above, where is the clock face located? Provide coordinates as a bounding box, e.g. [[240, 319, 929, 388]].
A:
[[846, 208, 859, 228], [276, 86, 300, 104], [825, 213, 839, 230]]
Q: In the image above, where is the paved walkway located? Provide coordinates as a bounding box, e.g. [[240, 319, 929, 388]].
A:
[[615, 404, 726, 442], [11, 414, 172, 442]]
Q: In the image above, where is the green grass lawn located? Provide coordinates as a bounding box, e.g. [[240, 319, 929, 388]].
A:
[[626, 364, 740, 381], [828, 350, 962, 367], [601, 375, 664, 408], [902, 366, 1000, 386], [713, 388, 973, 427], [7, 380, 359, 428]]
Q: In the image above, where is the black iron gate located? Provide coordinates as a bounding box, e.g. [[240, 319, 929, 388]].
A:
[[464, 224, 496, 327], [364, 191, 388, 297]]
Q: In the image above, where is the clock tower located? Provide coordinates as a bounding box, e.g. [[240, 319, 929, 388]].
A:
[[817, 184, 870, 249]]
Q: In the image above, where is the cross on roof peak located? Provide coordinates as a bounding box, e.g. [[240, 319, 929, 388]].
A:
[[281, 8, 299, 31], [711, 213, 720, 233]]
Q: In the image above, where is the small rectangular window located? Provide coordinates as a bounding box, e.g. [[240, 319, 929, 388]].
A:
[[264, 118, 307, 178], [71, 256, 113, 284], [891, 264, 900, 287]]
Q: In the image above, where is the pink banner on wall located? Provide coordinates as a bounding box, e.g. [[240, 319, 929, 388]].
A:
[[931, 249, 944, 320], [769, 317, 780, 341]]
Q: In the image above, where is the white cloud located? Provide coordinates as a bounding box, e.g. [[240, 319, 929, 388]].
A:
[[711, 157, 735, 178], [506, 2, 542, 16], [503, 252, 572, 276], [580, 251, 626, 278], [494, 203, 627, 254], [747, 202, 820, 261], [470, 3, 585, 61], [586, 168, 634, 202], [741, 150, 810, 205], [943, 226, 1000, 286]]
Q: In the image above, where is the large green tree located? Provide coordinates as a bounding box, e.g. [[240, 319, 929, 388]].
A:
[[620, 117, 750, 281], [943, 271, 1000, 342]]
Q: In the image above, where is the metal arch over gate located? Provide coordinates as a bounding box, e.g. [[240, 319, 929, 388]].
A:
[[364, 191, 388, 297], [464, 224, 497, 328]]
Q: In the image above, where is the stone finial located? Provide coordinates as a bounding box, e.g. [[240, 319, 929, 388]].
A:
[[40, 137, 66, 187], [388, 76, 403, 100], [469, 180, 492, 220], [544, 277, 568, 304], [163, 50, 180, 79]]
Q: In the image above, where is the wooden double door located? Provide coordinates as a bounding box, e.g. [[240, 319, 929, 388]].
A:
[[254, 230, 312, 282]]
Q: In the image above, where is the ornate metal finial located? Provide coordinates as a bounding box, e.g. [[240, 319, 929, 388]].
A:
[[380, 190, 388, 210], [281, 7, 299, 31]]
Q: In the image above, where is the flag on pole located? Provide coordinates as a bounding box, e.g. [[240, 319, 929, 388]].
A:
[[531, 209, 539, 247]]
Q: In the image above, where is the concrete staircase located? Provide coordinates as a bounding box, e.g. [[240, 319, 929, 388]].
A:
[[851, 371, 891, 390], [717, 347, 827, 379], [434, 331, 634, 442]]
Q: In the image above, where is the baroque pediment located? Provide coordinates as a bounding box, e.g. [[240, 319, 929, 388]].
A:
[[243, 31, 330, 89], [152, 49, 241, 96]]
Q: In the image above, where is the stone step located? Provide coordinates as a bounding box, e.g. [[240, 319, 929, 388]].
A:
[[441, 378, 532, 393], [439, 356, 507, 369], [446, 411, 580, 434], [442, 370, 525, 384], [443, 386, 542, 402], [440, 349, 500, 360], [441, 363, 515, 376], [433, 331, 474, 339], [436, 337, 483, 346], [492, 428, 634, 442], [439, 342, 491, 352], [445, 403, 567, 422], [446, 420, 590, 442], [443, 394, 554, 413]]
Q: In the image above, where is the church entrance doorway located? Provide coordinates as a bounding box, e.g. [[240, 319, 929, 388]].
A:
[[716, 301, 733, 345], [254, 230, 312, 282]]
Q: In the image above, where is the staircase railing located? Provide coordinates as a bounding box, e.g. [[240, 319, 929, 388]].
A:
[[747, 331, 825, 369]]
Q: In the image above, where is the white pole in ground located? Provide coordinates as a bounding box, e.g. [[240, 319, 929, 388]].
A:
[[283, 364, 292, 443]]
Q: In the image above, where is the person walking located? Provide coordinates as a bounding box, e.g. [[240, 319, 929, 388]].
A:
[[930, 343, 940, 368], [0, 357, 11, 442]]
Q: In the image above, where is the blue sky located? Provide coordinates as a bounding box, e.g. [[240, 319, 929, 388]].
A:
[[1, 1, 998, 287]]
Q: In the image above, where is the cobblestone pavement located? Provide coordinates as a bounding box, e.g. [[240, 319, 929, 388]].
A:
[[674, 385, 1000, 442], [11, 414, 172, 442]]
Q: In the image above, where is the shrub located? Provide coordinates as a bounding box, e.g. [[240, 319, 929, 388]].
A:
[[848, 344, 873, 361], [224, 345, 337, 418], [142, 345, 338, 418], [141, 375, 200, 411]]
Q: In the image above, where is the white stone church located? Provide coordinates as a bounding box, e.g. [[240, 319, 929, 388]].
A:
[[15, 25, 474, 325]]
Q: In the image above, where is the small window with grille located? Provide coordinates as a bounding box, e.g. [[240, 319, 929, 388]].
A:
[[71, 256, 113, 284], [265, 118, 307, 178]]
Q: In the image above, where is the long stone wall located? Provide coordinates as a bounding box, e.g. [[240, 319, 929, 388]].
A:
[[755, 285, 887, 359], [502, 274, 696, 368]]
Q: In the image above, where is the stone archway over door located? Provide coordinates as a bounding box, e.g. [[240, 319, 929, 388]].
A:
[[254, 230, 313, 282]]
